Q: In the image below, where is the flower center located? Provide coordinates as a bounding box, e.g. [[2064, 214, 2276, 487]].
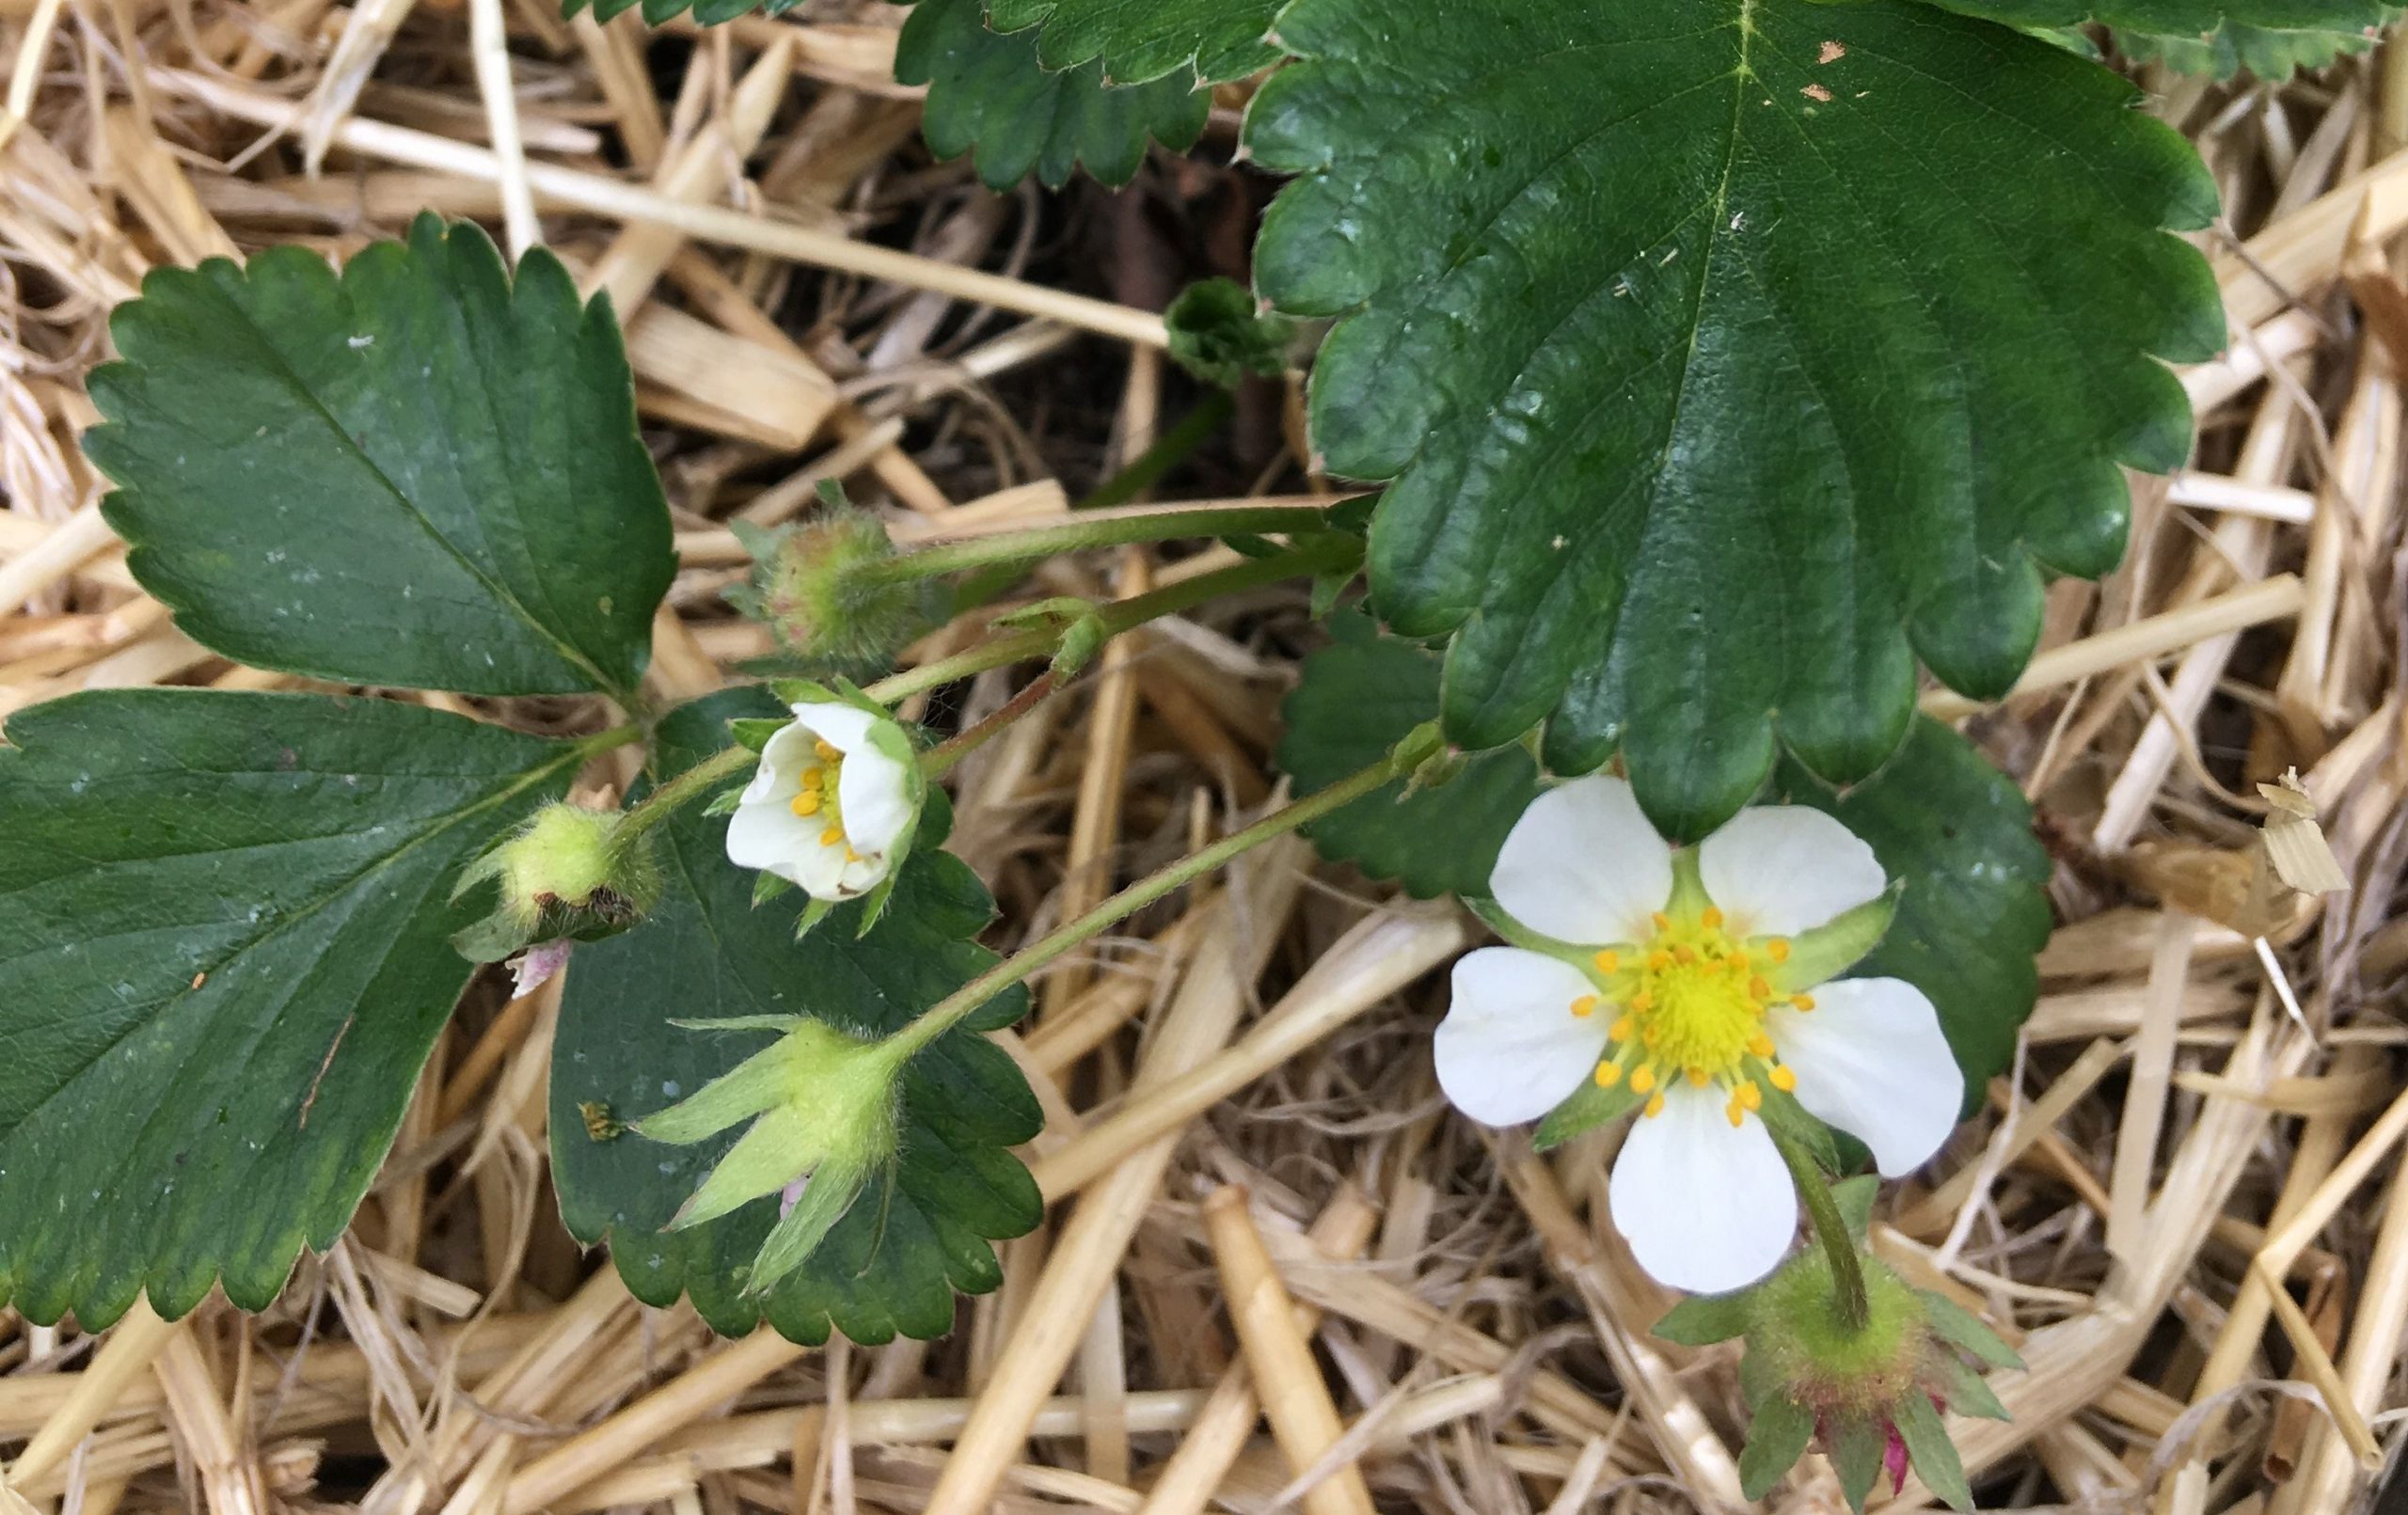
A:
[[1575, 907, 1812, 1125], [787, 740, 859, 859]]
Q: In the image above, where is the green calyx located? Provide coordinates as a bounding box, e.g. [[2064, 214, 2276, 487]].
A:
[[1746, 1247, 1928, 1413], [637, 1016, 910, 1295], [450, 800, 662, 963], [727, 496, 932, 674]]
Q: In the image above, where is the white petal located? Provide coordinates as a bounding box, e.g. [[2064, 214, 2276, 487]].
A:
[[1488, 777, 1674, 945], [791, 699, 880, 756], [1697, 805, 1885, 938], [837, 743, 915, 856], [1434, 948, 1611, 1125], [1608, 1086, 1797, 1293], [1766, 978, 1962, 1176], [726, 800, 848, 895], [742, 723, 815, 805]]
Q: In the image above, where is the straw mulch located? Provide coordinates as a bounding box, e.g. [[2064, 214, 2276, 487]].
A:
[[2, 4, 2406, 1511]]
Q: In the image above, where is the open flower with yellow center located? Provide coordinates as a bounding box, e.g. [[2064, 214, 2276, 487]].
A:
[[1435, 776, 1962, 1293], [725, 694, 921, 902]]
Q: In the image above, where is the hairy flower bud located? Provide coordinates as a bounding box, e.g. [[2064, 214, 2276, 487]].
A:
[[450, 801, 660, 964], [724, 499, 928, 673]]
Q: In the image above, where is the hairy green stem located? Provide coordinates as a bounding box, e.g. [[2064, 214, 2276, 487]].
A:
[[920, 671, 1057, 779], [864, 535, 1358, 705], [618, 742, 754, 839], [1771, 1126, 1871, 1332], [883, 723, 1442, 1063], [864, 499, 1328, 585]]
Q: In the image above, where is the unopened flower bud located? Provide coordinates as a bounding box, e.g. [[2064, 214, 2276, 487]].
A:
[[637, 1016, 907, 1294], [724, 499, 928, 672], [450, 801, 660, 964]]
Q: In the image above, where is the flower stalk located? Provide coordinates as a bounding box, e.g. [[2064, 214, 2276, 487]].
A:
[[1772, 1125, 1871, 1331]]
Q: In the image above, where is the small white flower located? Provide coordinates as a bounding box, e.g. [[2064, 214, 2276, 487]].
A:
[[1435, 776, 1961, 1295], [725, 696, 921, 901]]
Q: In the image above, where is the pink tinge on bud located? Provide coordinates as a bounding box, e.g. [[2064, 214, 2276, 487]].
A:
[[779, 1174, 812, 1220], [510, 939, 574, 999], [1882, 1426, 1909, 1491]]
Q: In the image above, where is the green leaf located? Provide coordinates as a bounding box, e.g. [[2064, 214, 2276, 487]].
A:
[[2116, 13, 2388, 77], [552, 690, 1041, 1345], [1927, 0, 2385, 59], [1765, 718, 2052, 1111], [1248, 0, 2223, 839], [0, 690, 585, 1325], [1276, 613, 1543, 899], [85, 215, 672, 702], [895, 0, 1209, 190], [985, 0, 1286, 84], [1895, 1388, 1974, 1510], [1167, 277, 1295, 387], [1532, 1075, 1641, 1150], [1652, 1291, 1753, 1346], [1739, 1394, 1816, 1501]]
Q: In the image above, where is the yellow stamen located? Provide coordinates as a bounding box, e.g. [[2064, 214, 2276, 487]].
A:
[[1728, 950, 1749, 972], [1644, 1091, 1666, 1118], [1749, 975, 1772, 1001], [1685, 1065, 1708, 1086], [1630, 989, 1654, 1012], [1570, 995, 1599, 1018], [1790, 993, 1815, 1012], [1738, 1080, 1763, 1111], [1766, 939, 1791, 963], [1594, 1061, 1623, 1088], [1673, 944, 1697, 965], [1702, 907, 1724, 929], [1648, 950, 1672, 971], [789, 791, 821, 818], [1593, 949, 1620, 973], [1608, 1015, 1636, 1042], [814, 739, 840, 761], [1771, 1065, 1798, 1092], [1725, 1097, 1745, 1128], [1629, 1065, 1656, 1095], [819, 824, 845, 846], [1651, 911, 1671, 932], [1748, 1032, 1775, 1058]]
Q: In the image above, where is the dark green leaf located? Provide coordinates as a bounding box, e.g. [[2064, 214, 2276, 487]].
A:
[[1739, 1394, 1816, 1500], [552, 690, 1041, 1345], [1895, 1388, 1974, 1510], [1928, 0, 2384, 61], [895, 0, 1209, 189], [1276, 613, 1543, 899], [985, 0, 1286, 83], [86, 215, 671, 702], [1766, 718, 2052, 1111], [1167, 277, 1295, 387], [1249, 0, 2222, 838], [1652, 1291, 1753, 1346], [2116, 14, 2387, 77], [0, 690, 585, 1324], [1533, 1075, 1642, 1150]]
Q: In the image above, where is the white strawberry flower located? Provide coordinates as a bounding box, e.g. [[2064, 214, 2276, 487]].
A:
[[1435, 776, 1962, 1295], [725, 692, 922, 902]]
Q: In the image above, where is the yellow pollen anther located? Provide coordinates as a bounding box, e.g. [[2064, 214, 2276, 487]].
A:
[[1629, 1065, 1656, 1095], [1630, 989, 1655, 1012], [1685, 1065, 1708, 1087], [1771, 1065, 1798, 1092], [1702, 907, 1724, 929], [1570, 995, 1599, 1018], [1738, 1081, 1764, 1111], [1729, 950, 1749, 971], [1648, 951, 1672, 971], [1790, 994, 1815, 1012], [1767, 939, 1791, 963], [1644, 1092, 1666, 1118], [1594, 1061, 1624, 1088], [1673, 944, 1697, 965], [814, 739, 840, 761], [1749, 975, 1772, 1001], [819, 824, 845, 846], [789, 791, 822, 818], [1725, 1097, 1745, 1128], [1593, 950, 1620, 973], [1748, 1032, 1775, 1057], [1608, 1015, 1636, 1042], [1652, 911, 1671, 932]]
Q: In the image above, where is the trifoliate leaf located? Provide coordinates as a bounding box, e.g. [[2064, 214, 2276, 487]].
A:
[[1739, 1394, 1817, 1501], [0, 690, 586, 1325], [896, 0, 1209, 190], [1276, 612, 1543, 899], [1249, 0, 2223, 839], [1167, 277, 1295, 387], [553, 690, 1041, 1345], [85, 215, 671, 702], [2116, 13, 2388, 77], [1766, 718, 2052, 1113], [985, 0, 1285, 84]]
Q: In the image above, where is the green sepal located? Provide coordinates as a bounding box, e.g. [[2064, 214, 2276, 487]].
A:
[[1895, 1389, 1973, 1510], [730, 718, 787, 753], [1830, 1415, 1889, 1513], [703, 785, 747, 819], [1758, 1085, 1843, 1174], [752, 870, 796, 907], [1831, 1175, 1880, 1244], [1533, 1077, 1642, 1150], [1772, 891, 1899, 994], [1738, 1394, 1816, 1501], [1922, 1291, 2024, 1369], [1937, 1352, 2011, 1422], [794, 894, 838, 938], [1651, 1291, 1752, 1347]]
